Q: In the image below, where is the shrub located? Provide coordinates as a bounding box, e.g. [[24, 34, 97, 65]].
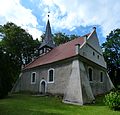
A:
[[104, 91, 120, 110]]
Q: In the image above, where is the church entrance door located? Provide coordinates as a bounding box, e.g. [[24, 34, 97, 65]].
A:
[[40, 80, 46, 94]]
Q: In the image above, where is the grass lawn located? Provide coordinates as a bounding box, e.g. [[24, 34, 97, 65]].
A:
[[0, 94, 119, 115]]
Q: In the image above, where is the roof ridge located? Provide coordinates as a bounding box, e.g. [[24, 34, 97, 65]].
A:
[[57, 33, 90, 47], [24, 33, 89, 70]]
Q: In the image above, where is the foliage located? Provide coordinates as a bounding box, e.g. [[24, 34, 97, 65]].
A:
[[102, 29, 120, 86], [0, 22, 40, 98], [53, 32, 70, 46], [0, 94, 120, 115], [104, 91, 120, 110], [53, 32, 79, 46], [0, 22, 40, 65], [41, 32, 78, 46], [0, 47, 15, 98]]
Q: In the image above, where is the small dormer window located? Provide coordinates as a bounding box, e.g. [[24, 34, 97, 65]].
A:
[[93, 52, 95, 56], [46, 48, 51, 53], [44, 48, 46, 53], [40, 49, 43, 54]]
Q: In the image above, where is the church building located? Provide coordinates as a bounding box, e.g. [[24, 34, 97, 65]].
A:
[[12, 17, 114, 105]]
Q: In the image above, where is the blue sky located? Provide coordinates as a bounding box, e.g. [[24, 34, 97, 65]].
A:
[[0, 0, 120, 44]]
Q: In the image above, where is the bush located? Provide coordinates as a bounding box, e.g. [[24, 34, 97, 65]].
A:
[[104, 91, 120, 110]]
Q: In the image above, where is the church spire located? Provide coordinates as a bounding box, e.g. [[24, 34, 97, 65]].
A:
[[38, 12, 55, 55], [44, 13, 52, 43]]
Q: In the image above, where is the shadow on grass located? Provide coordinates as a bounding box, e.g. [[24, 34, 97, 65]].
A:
[[85, 94, 105, 107]]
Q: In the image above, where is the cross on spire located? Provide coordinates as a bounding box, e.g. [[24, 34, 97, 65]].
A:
[[48, 11, 50, 18]]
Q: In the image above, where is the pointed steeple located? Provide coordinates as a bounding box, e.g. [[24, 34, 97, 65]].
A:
[[45, 19, 52, 42], [38, 12, 55, 55]]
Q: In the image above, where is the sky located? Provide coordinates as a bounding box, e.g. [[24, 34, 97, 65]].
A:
[[0, 0, 120, 44]]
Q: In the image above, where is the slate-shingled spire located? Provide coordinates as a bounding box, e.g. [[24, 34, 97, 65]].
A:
[[38, 12, 55, 55]]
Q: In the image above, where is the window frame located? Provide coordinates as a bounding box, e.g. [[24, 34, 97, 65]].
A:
[[88, 67, 93, 82], [48, 68, 55, 83], [31, 72, 36, 84]]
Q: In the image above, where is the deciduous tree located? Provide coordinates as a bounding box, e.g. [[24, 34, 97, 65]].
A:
[[102, 29, 120, 87], [0, 22, 40, 98], [53, 32, 79, 46]]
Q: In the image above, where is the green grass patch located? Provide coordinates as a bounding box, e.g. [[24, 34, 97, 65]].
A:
[[0, 94, 119, 115]]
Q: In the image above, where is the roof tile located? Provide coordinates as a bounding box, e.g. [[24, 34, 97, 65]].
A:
[[24, 36, 86, 70]]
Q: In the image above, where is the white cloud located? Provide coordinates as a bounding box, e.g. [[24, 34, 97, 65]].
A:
[[0, 0, 42, 40], [22, 25, 43, 40], [39, 0, 120, 36], [1, 0, 120, 41]]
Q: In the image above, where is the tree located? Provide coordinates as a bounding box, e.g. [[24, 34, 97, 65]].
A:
[[0, 46, 15, 98], [0, 22, 40, 66], [40, 32, 78, 46], [53, 32, 78, 46], [102, 29, 120, 87], [69, 34, 79, 40], [0, 22, 40, 98]]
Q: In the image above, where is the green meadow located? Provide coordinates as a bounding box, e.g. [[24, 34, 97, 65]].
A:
[[0, 94, 119, 115]]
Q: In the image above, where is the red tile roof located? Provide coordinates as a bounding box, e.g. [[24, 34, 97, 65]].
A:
[[24, 36, 86, 70]]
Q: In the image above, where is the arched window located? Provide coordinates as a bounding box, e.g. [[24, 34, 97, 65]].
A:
[[88, 67, 93, 81], [48, 68, 54, 83], [100, 72, 103, 82], [31, 72, 36, 84]]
